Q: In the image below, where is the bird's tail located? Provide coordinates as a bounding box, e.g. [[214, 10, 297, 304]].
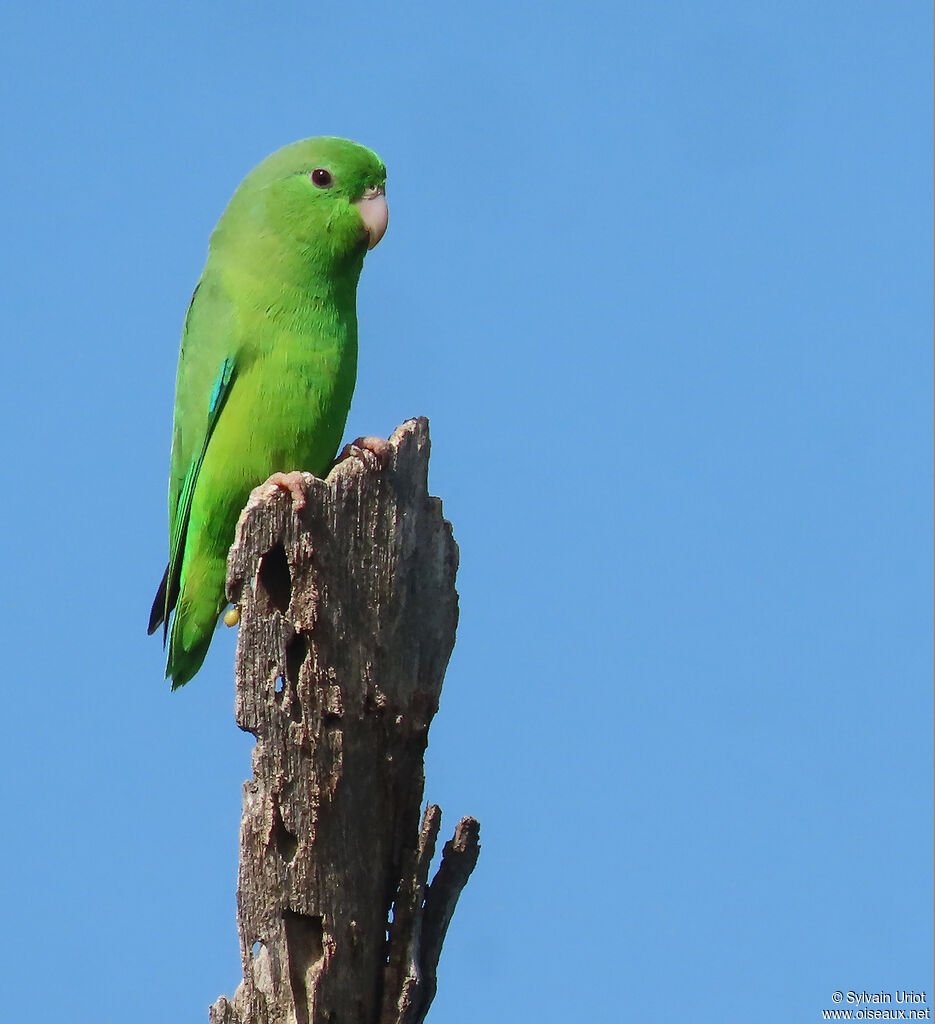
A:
[[166, 557, 228, 688]]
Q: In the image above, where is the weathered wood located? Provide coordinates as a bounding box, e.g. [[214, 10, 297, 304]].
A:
[[209, 418, 479, 1024]]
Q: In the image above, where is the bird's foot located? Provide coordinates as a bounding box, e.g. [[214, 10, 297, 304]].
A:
[[263, 471, 308, 510], [338, 435, 392, 468]]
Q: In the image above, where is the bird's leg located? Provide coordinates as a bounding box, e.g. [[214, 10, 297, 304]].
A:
[[262, 470, 308, 510], [337, 435, 392, 468]]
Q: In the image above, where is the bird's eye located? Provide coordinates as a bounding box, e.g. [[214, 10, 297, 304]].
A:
[[310, 168, 333, 189]]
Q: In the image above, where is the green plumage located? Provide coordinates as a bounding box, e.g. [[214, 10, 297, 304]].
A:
[[149, 137, 387, 687]]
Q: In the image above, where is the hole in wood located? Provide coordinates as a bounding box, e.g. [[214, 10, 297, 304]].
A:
[[271, 797, 298, 862], [258, 542, 291, 614], [274, 675, 285, 697], [285, 632, 307, 687], [283, 910, 324, 1024], [251, 940, 262, 959]]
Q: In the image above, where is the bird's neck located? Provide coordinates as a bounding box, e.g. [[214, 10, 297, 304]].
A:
[[215, 230, 364, 321]]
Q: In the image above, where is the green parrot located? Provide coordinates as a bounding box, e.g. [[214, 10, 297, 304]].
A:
[[149, 136, 388, 687]]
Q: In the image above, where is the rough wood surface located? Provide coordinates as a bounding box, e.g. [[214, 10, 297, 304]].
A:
[[208, 418, 479, 1024]]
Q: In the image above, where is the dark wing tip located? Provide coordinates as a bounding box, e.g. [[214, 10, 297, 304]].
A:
[[148, 564, 170, 637]]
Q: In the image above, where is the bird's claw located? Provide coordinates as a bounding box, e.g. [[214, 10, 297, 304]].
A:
[[339, 435, 392, 468], [263, 471, 308, 510]]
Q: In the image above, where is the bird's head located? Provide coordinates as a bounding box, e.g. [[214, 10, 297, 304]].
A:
[[214, 136, 388, 270]]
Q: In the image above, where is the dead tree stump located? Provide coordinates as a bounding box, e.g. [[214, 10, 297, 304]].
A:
[[208, 418, 480, 1024]]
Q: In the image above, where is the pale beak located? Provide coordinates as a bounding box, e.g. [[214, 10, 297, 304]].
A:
[[354, 186, 388, 250]]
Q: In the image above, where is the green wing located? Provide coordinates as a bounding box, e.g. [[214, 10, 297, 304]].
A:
[[148, 354, 236, 638], [148, 273, 239, 638]]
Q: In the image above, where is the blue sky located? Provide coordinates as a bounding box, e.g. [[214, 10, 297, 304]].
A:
[[1, 1, 931, 1021]]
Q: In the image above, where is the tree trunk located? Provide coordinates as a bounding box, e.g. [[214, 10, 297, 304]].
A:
[[208, 418, 480, 1024]]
